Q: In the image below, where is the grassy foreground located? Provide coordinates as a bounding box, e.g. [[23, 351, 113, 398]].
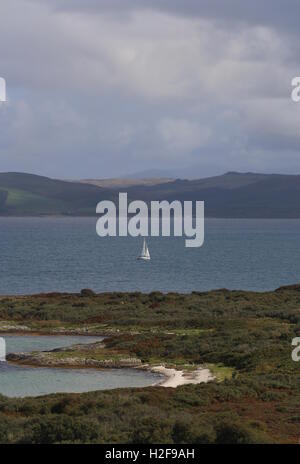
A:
[[0, 286, 299, 444]]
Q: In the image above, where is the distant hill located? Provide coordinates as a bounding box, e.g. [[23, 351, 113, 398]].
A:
[[0, 172, 114, 215], [124, 172, 300, 218], [125, 169, 176, 179], [2, 171, 300, 217], [80, 178, 173, 189]]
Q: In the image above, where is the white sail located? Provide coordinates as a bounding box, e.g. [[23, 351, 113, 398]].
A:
[[0, 338, 6, 362], [138, 238, 151, 260], [144, 241, 150, 259]]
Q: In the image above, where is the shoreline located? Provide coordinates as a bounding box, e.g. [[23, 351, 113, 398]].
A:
[[6, 353, 214, 389], [0, 330, 105, 337], [0, 326, 215, 388], [0, 281, 295, 299], [149, 365, 215, 388]]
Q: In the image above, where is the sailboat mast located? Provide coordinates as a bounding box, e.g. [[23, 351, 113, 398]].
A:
[[138, 237, 151, 260]]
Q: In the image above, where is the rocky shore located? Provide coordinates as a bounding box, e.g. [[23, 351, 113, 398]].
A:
[[6, 341, 214, 388], [7, 349, 142, 369]]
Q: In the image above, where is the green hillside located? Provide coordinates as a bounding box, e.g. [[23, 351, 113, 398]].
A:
[[4, 189, 69, 214], [2, 171, 300, 217], [0, 172, 114, 216]]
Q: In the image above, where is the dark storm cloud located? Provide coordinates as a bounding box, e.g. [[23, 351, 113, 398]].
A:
[[35, 0, 300, 34], [1, 0, 300, 178]]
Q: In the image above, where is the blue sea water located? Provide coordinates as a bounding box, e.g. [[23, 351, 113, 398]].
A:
[[0, 335, 160, 397], [1, 217, 300, 397], [0, 217, 299, 294]]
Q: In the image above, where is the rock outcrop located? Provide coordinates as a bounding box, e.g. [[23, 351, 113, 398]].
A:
[[7, 352, 142, 369]]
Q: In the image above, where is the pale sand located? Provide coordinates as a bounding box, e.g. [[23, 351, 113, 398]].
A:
[[151, 365, 215, 388]]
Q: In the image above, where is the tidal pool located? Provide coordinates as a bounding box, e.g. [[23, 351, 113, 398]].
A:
[[0, 335, 161, 397]]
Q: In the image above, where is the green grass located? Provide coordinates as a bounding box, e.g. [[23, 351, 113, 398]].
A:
[[4, 188, 69, 214], [0, 172, 115, 216], [51, 349, 125, 362], [205, 363, 235, 382]]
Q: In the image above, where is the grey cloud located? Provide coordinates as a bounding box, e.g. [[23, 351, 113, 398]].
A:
[[1, 0, 300, 178], [33, 0, 300, 34]]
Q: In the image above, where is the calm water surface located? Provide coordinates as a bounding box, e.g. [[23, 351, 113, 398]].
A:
[[0, 335, 161, 397], [0, 217, 299, 293]]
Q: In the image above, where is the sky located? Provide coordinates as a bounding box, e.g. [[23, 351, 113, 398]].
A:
[[0, 0, 300, 179]]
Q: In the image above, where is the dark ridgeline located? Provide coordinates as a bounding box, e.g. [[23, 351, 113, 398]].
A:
[[124, 172, 300, 218], [1, 171, 300, 217]]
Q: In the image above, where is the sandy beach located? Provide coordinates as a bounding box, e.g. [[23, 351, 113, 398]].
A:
[[151, 365, 215, 388]]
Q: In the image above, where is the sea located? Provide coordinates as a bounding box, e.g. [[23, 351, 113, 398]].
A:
[[0, 216, 299, 294], [0, 335, 160, 396]]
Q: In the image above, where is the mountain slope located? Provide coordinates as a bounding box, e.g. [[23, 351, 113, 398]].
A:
[[80, 178, 173, 189], [125, 172, 300, 218], [1, 171, 300, 217], [0, 172, 114, 215]]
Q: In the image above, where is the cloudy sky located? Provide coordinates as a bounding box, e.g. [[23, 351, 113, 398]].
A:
[[0, 0, 300, 178]]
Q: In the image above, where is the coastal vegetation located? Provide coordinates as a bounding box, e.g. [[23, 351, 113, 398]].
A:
[[0, 286, 299, 443]]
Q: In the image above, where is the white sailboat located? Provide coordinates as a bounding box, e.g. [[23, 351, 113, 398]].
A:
[[0, 337, 6, 362], [138, 238, 151, 261]]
